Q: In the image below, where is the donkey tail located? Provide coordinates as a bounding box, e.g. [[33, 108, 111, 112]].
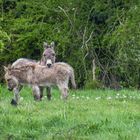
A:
[[70, 69, 76, 89]]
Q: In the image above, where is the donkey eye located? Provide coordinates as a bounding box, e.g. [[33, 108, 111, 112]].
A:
[[52, 53, 55, 56]]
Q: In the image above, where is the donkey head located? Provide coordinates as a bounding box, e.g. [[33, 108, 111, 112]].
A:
[[4, 66, 19, 91], [40, 42, 56, 68]]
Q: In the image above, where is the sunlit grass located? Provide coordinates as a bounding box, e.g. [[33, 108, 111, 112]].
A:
[[0, 85, 140, 140]]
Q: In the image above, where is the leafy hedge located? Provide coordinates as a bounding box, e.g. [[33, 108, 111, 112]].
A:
[[0, 0, 140, 88]]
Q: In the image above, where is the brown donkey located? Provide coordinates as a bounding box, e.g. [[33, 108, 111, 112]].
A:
[[4, 62, 76, 105], [11, 42, 56, 101]]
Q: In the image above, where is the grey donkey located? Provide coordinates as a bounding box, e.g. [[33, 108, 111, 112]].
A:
[[4, 62, 76, 105], [11, 42, 55, 101]]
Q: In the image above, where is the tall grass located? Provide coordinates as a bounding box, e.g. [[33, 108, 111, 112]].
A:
[[0, 85, 140, 140]]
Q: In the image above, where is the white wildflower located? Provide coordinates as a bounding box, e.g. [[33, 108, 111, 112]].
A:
[[123, 100, 126, 103], [117, 93, 120, 96], [115, 96, 119, 99], [129, 96, 132, 99], [76, 96, 79, 99], [20, 97, 24, 101], [107, 96, 112, 100], [123, 95, 127, 98], [86, 97, 90, 100], [81, 96, 84, 98], [95, 97, 101, 100]]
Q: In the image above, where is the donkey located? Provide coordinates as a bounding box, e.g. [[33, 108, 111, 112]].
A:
[[11, 41, 56, 100], [4, 62, 76, 105], [39, 42, 55, 67]]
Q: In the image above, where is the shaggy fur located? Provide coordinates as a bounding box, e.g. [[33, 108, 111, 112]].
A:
[[11, 42, 56, 101], [4, 62, 76, 104]]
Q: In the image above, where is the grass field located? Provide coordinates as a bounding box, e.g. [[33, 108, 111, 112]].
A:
[[0, 85, 140, 140]]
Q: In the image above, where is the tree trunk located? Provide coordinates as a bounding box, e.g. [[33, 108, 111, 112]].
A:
[[92, 59, 96, 81]]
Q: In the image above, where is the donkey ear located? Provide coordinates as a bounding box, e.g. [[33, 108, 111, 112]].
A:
[[43, 42, 48, 49], [3, 66, 8, 72], [50, 41, 55, 49]]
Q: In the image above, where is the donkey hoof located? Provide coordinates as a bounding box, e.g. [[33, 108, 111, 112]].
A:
[[47, 95, 51, 101], [47, 97, 51, 101], [34, 96, 41, 101], [11, 99, 17, 106]]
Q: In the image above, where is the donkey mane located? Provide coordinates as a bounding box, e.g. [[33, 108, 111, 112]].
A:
[[9, 64, 37, 72]]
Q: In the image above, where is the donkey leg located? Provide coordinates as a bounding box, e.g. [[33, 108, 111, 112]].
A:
[[58, 85, 69, 100], [40, 86, 44, 99], [11, 87, 20, 105], [46, 87, 51, 100], [32, 85, 41, 101], [63, 88, 69, 99], [18, 85, 23, 92], [61, 88, 69, 100]]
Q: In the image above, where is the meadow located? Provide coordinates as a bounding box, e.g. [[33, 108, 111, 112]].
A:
[[0, 85, 140, 140]]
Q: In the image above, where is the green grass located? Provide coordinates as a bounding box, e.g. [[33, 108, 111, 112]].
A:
[[0, 85, 140, 140]]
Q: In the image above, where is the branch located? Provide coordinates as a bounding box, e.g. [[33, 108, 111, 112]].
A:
[[58, 6, 73, 28], [85, 31, 93, 44], [92, 59, 96, 80], [81, 27, 87, 48]]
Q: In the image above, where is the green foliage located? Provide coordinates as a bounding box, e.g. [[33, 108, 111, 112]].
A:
[[0, 86, 140, 139], [84, 70, 102, 89], [85, 79, 102, 89], [0, 0, 140, 88], [0, 29, 10, 52]]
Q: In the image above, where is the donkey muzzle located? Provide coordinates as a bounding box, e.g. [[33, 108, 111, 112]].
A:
[[46, 59, 52, 68]]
